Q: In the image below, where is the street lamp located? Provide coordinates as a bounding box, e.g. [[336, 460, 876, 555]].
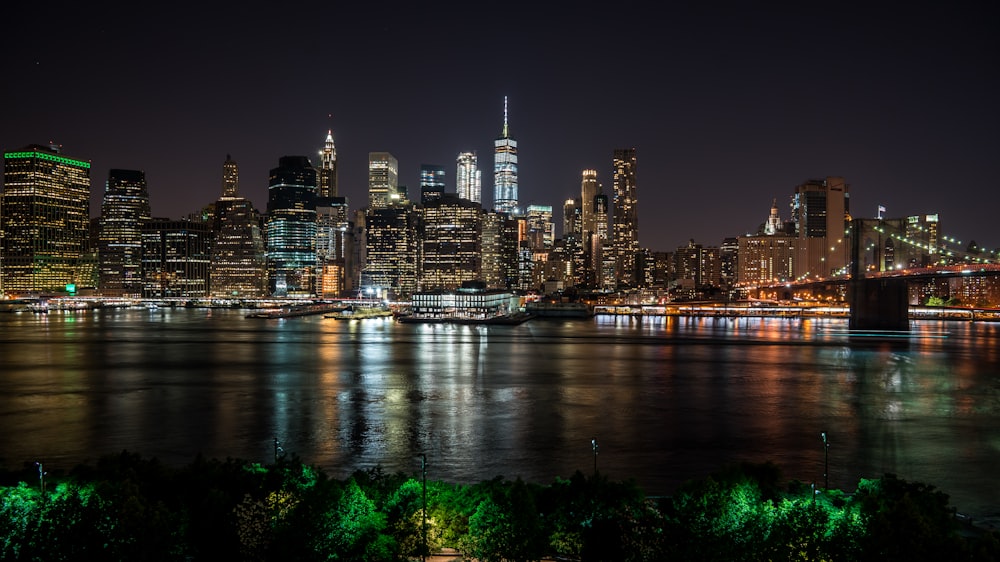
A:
[[821, 431, 829, 490], [591, 438, 599, 476], [35, 462, 46, 496]]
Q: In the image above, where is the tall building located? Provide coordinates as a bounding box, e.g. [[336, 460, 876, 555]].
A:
[[210, 155, 267, 298], [222, 155, 238, 197], [481, 211, 519, 289], [266, 156, 318, 296], [456, 152, 481, 204], [792, 176, 849, 280], [318, 130, 338, 198], [563, 198, 580, 241], [142, 218, 211, 298], [316, 196, 351, 298], [368, 152, 398, 209], [674, 240, 721, 292], [580, 169, 600, 244], [1, 144, 91, 296], [525, 205, 554, 251], [419, 194, 482, 290], [363, 205, 417, 299], [612, 148, 639, 288], [420, 164, 446, 204], [493, 97, 518, 214], [720, 236, 739, 294], [98, 169, 151, 297], [593, 193, 614, 291]]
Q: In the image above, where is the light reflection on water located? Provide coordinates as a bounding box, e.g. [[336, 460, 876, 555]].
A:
[[0, 309, 998, 523]]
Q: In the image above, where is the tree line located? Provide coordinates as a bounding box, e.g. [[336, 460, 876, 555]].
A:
[[1, 452, 997, 561]]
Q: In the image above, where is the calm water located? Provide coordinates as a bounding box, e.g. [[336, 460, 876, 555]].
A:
[[1, 308, 998, 523]]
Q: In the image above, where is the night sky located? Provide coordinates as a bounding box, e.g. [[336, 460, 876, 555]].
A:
[[3, 2, 997, 251]]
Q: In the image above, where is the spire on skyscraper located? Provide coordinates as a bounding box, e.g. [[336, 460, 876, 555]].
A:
[[319, 129, 338, 198], [501, 96, 510, 138]]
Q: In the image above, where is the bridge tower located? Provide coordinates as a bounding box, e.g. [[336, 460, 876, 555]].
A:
[[848, 219, 910, 331]]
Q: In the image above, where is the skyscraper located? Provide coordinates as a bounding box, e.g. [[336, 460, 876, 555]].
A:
[[526, 205, 554, 251], [419, 194, 482, 290], [98, 169, 151, 297], [493, 97, 518, 214], [612, 148, 639, 288], [1, 144, 91, 295], [211, 155, 267, 298], [315, 196, 351, 298], [266, 156, 318, 296], [420, 164, 446, 204], [363, 206, 417, 299], [142, 218, 211, 298], [456, 152, 481, 204], [791, 176, 849, 280], [318, 130, 338, 198], [580, 169, 600, 243], [368, 152, 398, 209], [481, 211, 519, 289]]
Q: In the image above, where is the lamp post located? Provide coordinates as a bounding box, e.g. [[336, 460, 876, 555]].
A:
[[591, 438, 599, 476], [35, 462, 46, 496], [821, 431, 829, 490], [421, 453, 427, 562]]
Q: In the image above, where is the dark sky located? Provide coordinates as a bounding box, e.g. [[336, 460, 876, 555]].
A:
[[3, 2, 997, 251]]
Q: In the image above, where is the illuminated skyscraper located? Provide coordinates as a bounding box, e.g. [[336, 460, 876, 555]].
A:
[[211, 155, 267, 298], [98, 169, 152, 297], [493, 97, 518, 214], [419, 194, 482, 290], [456, 152, 481, 204], [222, 155, 238, 197], [612, 148, 639, 287], [1, 144, 91, 295], [142, 218, 211, 298], [481, 211, 518, 289], [593, 193, 614, 291], [791, 176, 849, 279], [368, 152, 398, 209], [580, 169, 600, 243], [316, 196, 351, 298], [266, 156, 318, 296], [420, 164, 446, 204], [526, 205, 554, 251], [318, 130, 338, 198], [363, 205, 417, 299]]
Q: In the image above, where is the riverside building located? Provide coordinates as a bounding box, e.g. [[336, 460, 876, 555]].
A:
[[1, 144, 91, 296]]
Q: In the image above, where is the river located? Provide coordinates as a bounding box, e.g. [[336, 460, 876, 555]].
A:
[[1, 308, 998, 524]]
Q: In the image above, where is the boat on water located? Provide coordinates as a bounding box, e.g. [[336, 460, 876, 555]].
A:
[[396, 312, 534, 325], [324, 306, 393, 320]]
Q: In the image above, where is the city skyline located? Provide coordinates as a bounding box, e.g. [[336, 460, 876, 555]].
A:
[[2, 3, 997, 251]]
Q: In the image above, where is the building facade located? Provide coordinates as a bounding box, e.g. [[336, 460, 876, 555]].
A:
[[612, 148, 639, 288], [142, 219, 211, 298], [419, 194, 482, 290], [368, 152, 399, 209], [792, 176, 849, 280], [266, 156, 318, 296], [420, 164, 446, 204], [210, 155, 267, 298], [363, 205, 418, 299], [456, 152, 480, 204], [98, 169, 151, 297], [1, 144, 91, 296]]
